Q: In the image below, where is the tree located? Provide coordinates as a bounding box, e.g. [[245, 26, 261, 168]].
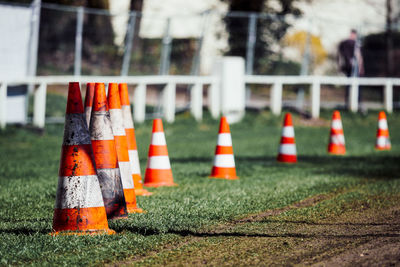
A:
[[223, 0, 302, 74]]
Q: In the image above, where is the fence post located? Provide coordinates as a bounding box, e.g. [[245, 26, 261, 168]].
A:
[[159, 18, 172, 75], [270, 81, 282, 115], [33, 83, 46, 128], [162, 82, 176, 123], [121, 11, 136, 76], [311, 79, 320, 118], [190, 83, 203, 121], [246, 13, 257, 75], [0, 83, 7, 129], [349, 78, 359, 112], [27, 0, 41, 80], [384, 80, 393, 113], [74, 7, 84, 76], [208, 80, 220, 119], [133, 83, 146, 123]]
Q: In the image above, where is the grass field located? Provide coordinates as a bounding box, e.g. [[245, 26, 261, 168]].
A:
[[1, 94, 400, 265]]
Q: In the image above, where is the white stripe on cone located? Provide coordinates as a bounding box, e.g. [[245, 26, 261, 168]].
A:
[[376, 136, 390, 147], [128, 150, 141, 175], [151, 132, 167, 145], [213, 154, 235, 168], [147, 156, 171, 169], [281, 126, 295, 137], [89, 111, 115, 140], [378, 119, 388, 130], [119, 161, 134, 189], [279, 144, 296, 155], [331, 119, 343, 130], [330, 134, 345, 145], [63, 114, 92, 145], [55, 175, 105, 209], [121, 106, 134, 129], [217, 133, 232, 146], [109, 109, 126, 136]]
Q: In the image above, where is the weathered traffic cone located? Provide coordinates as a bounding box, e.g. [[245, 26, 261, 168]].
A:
[[89, 83, 128, 220], [119, 83, 152, 196], [277, 113, 297, 163], [84, 82, 95, 128], [210, 116, 238, 179], [144, 119, 177, 187], [52, 82, 115, 235], [108, 83, 143, 213], [328, 110, 346, 155], [375, 111, 391, 150]]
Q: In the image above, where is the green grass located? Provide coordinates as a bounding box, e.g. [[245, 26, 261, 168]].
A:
[[0, 94, 399, 265]]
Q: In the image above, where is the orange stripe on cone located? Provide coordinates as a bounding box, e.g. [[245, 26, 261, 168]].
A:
[[52, 82, 114, 235], [108, 83, 144, 213], [328, 110, 346, 155], [119, 83, 152, 196], [375, 111, 391, 150], [144, 119, 177, 187], [89, 83, 128, 220], [84, 83, 95, 128], [210, 117, 238, 179], [277, 113, 297, 163]]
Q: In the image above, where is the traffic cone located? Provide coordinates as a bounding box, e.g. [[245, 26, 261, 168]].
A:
[[108, 83, 143, 213], [84, 82, 95, 128], [328, 110, 346, 155], [89, 83, 128, 220], [144, 118, 177, 187], [119, 83, 152, 196], [375, 111, 391, 150], [210, 116, 238, 179], [52, 82, 115, 235], [277, 113, 297, 163]]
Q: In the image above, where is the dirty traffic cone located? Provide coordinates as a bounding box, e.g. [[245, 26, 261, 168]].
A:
[[108, 83, 143, 213], [52, 82, 115, 235], [89, 83, 128, 220], [328, 110, 346, 155], [210, 116, 238, 179], [84, 82, 95, 128], [144, 119, 177, 187], [375, 111, 391, 150], [119, 83, 152, 196], [277, 113, 297, 163]]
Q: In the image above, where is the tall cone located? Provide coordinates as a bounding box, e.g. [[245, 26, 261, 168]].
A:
[[144, 119, 177, 187], [375, 111, 391, 150], [277, 113, 297, 163], [210, 116, 238, 179], [119, 83, 152, 196], [328, 110, 346, 155], [108, 83, 143, 213], [84, 83, 95, 128], [52, 82, 115, 235], [89, 83, 128, 220]]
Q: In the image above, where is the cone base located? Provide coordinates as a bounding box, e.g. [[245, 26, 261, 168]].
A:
[[277, 154, 297, 163], [135, 188, 154, 196], [328, 145, 346, 155], [209, 175, 239, 180], [50, 229, 116, 236], [143, 182, 178, 188], [375, 146, 391, 151], [127, 207, 145, 213]]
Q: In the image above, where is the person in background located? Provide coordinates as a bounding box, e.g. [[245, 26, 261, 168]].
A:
[[337, 29, 364, 109]]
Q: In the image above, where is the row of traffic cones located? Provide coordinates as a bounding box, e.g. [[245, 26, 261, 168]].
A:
[[276, 110, 391, 163], [52, 83, 391, 235]]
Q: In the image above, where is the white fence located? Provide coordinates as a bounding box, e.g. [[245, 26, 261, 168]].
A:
[[1, 74, 400, 129]]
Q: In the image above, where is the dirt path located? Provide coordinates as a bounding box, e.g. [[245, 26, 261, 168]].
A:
[[115, 188, 400, 266]]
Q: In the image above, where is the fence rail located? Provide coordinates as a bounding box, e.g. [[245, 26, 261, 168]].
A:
[[1, 74, 399, 130]]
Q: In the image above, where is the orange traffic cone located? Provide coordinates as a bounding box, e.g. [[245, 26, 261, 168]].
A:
[[119, 83, 152, 196], [52, 82, 115, 235], [210, 116, 238, 179], [84, 82, 95, 128], [277, 113, 297, 163], [144, 119, 177, 187], [328, 110, 346, 155], [89, 83, 128, 220], [108, 83, 143, 213], [375, 111, 391, 150]]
